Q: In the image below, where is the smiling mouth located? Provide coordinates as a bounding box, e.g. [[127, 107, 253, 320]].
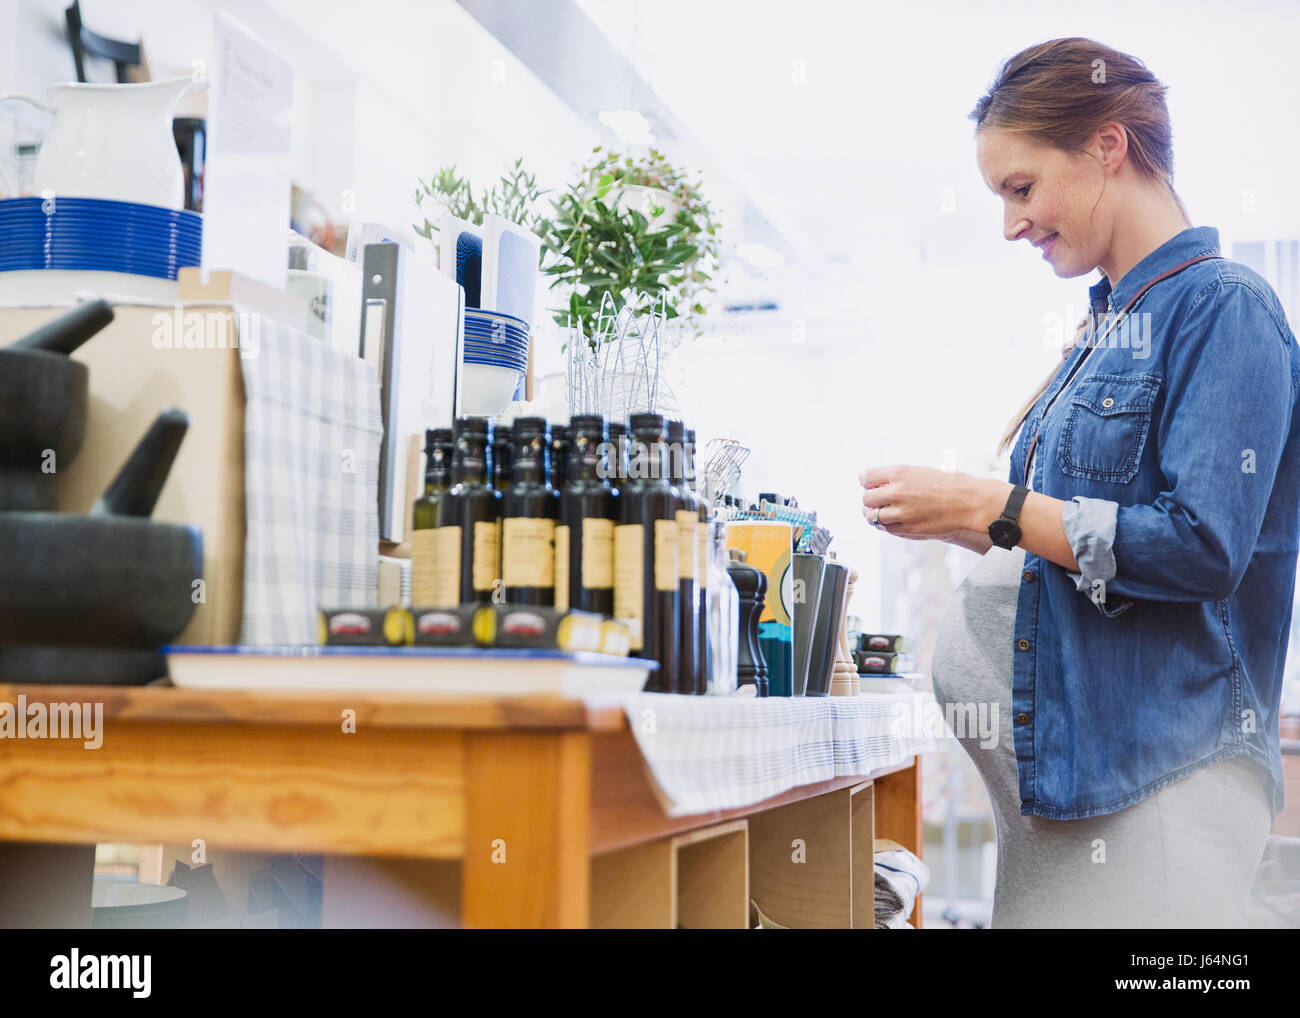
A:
[[1035, 232, 1058, 250]]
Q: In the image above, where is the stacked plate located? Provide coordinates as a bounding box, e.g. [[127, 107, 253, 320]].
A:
[[461, 307, 529, 416], [463, 307, 528, 371], [0, 197, 202, 280]]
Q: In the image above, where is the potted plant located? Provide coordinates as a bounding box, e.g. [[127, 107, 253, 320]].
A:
[[413, 158, 547, 241], [413, 147, 720, 346], [537, 146, 719, 345]]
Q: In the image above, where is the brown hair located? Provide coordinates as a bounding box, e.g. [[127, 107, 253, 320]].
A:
[[969, 37, 1190, 457]]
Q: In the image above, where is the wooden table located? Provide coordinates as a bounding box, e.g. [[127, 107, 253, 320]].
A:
[[0, 684, 922, 928]]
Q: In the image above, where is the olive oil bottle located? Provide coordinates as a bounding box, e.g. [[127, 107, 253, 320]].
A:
[[668, 420, 701, 694], [500, 416, 558, 605], [492, 426, 511, 491], [606, 420, 627, 498], [556, 415, 616, 615], [436, 416, 501, 606], [614, 413, 679, 692], [411, 427, 453, 605], [549, 423, 568, 492]]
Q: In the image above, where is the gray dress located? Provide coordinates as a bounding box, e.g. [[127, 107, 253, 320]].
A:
[[930, 543, 1275, 928]]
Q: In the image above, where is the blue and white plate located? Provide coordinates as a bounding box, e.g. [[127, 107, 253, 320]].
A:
[[0, 196, 202, 280], [465, 306, 529, 328]]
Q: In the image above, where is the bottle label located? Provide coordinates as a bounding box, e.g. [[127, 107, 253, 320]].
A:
[[697, 520, 708, 590], [676, 509, 697, 581], [410, 528, 441, 605], [554, 524, 570, 611], [473, 520, 499, 592], [434, 526, 462, 607], [502, 517, 556, 588], [614, 523, 644, 650], [654, 518, 678, 592], [581, 517, 615, 590]]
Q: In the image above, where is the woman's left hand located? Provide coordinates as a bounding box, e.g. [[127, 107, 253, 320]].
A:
[[859, 464, 1003, 539]]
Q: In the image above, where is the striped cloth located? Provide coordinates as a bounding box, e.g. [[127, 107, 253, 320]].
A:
[[600, 690, 952, 817], [875, 846, 931, 926], [238, 313, 384, 646]]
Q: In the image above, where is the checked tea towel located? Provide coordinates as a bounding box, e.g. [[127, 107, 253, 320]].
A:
[[239, 313, 384, 645]]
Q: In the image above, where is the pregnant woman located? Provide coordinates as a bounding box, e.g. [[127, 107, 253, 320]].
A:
[[860, 37, 1300, 928]]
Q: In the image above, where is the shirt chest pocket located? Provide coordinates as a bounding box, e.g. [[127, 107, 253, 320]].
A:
[[1056, 372, 1161, 484]]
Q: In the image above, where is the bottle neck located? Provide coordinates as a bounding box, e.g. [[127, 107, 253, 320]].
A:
[[566, 431, 606, 484], [509, 433, 550, 486], [452, 436, 490, 486], [425, 448, 451, 492], [682, 442, 697, 494], [629, 435, 671, 484]]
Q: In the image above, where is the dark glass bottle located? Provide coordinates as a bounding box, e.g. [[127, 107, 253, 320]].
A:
[[606, 420, 627, 498], [614, 413, 679, 692], [411, 427, 453, 605], [667, 420, 700, 694], [549, 424, 568, 492], [436, 416, 501, 606], [557, 415, 616, 615], [492, 427, 511, 491], [500, 416, 558, 605], [687, 428, 709, 695]]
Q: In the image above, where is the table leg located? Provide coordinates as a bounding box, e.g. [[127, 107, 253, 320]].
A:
[[461, 730, 591, 928]]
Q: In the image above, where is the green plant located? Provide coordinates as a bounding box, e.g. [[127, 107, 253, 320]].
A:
[[413, 158, 547, 239], [536, 146, 720, 343], [412, 147, 720, 345]]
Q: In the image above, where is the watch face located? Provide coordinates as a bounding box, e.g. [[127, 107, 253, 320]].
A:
[[989, 518, 1021, 548]]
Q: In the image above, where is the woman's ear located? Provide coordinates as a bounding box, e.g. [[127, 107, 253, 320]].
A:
[[1091, 122, 1130, 173]]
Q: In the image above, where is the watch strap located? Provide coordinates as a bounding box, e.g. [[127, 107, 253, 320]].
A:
[[1001, 483, 1029, 522]]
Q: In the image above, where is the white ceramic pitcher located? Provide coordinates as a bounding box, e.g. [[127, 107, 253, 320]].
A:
[[0, 76, 204, 210]]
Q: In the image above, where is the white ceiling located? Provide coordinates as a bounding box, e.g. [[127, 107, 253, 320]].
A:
[[574, 0, 1300, 281]]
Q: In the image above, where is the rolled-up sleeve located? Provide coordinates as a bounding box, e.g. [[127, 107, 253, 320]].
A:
[[1063, 279, 1297, 606], [1061, 496, 1133, 615]]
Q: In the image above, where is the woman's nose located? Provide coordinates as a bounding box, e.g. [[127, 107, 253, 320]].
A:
[[1004, 213, 1029, 243]]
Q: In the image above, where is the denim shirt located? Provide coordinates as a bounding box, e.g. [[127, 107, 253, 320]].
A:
[[1007, 226, 1300, 821]]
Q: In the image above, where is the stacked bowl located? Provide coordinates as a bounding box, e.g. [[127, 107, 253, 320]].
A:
[[461, 307, 529, 416], [0, 196, 202, 280]]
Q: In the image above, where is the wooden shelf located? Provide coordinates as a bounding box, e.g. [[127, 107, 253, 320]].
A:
[[591, 819, 750, 929]]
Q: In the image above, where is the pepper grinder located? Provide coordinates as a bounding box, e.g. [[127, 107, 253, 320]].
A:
[[727, 548, 768, 696], [830, 559, 860, 696]]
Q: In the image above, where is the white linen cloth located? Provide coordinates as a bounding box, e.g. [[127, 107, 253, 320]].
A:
[[591, 690, 951, 817]]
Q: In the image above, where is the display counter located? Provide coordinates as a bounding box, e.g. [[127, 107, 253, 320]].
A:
[[0, 682, 924, 928]]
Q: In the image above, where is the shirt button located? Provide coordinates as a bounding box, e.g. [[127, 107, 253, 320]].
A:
[[1015, 712, 1030, 725], [1022, 569, 1034, 582], [1016, 638, 1030, 651], [1101, 396, 1115, 408]]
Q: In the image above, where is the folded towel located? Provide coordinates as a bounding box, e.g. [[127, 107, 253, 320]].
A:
[[875, 846, 930, 922], [239, 315, 384, 645], [874, 870, 904, 919]]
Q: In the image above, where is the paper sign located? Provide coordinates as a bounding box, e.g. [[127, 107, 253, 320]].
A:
[[201, 11, 293, 290]]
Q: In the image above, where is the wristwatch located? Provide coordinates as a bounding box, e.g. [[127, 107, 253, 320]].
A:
[[987, 484, 1030, 549]]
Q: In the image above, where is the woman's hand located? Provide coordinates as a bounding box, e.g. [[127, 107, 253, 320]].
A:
[[859, 464, 1009, 541]]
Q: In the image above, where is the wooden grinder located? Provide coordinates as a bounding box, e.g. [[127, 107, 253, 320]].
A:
[[829, 561, 859, 696]]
